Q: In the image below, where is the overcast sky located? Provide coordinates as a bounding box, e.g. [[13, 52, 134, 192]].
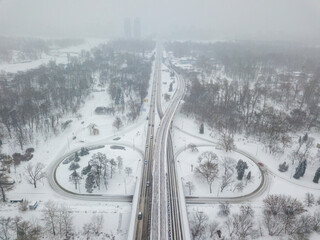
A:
[[0, 0, 319, 42]]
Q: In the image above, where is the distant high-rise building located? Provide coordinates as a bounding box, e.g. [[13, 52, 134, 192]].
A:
[[133, 17, 141, 39], [124, 18, 132, 38]]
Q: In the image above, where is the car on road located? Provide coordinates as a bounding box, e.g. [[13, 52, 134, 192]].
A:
[[138, 212, 142, 220], [146, 181, 150, 187], [151, 135, 153, 139]]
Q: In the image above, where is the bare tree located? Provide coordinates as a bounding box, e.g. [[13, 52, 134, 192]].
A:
[[18, 200, 29, 212], [208, 221, 220, 240], [240, 205, 255, 218], [112, 116, 123, 131], [43, 201, 58, 237], [24, 163, 46, 188], [195, 152, 219, 193], [190, 211, 208, 240], [218, 202, 231, 216], [57, 205, 74, 239], [0, 217, 11, 240], [220, 170, 234, 192], [188, 143, 198, 152], [109, 159, 117, 179], [0, 172, 14, 202], [304, 193, 315, 207], [82, 215, 104, 238], [263, 195, 305, 236], [91, 215, 104, 235], [125, 167, 132, 176], [14, 217, 42, 240], [225, 212, 256, 240], [221, 157, 236, 175], [185, 181, 194, 195], [219, 130, 235, 152], [117, 156, 123, 173], [233, 181, 244, 192]]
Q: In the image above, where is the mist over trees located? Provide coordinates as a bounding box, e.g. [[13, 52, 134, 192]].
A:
[[0, 36, 84, 64], [0, 40, 154, 150], [168, 41, 320, 155]]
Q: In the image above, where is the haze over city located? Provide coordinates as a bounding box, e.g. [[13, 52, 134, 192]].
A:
[[0, 0, 320, 42], [1, 1, 320, 240]]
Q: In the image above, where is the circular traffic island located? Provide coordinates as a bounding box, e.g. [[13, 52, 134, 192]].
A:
[[55, 145, 141, 195], [177, 146, 262, 197]]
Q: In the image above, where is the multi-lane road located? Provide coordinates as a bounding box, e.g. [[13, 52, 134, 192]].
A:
[[48, 42, 270, 240], [133, 44, 161, 240]]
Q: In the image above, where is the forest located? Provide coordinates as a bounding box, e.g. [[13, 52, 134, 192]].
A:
[[0, 40, 154, 151]]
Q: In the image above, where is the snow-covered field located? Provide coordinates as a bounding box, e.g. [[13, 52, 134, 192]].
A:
[[0, 38, 107, 73]]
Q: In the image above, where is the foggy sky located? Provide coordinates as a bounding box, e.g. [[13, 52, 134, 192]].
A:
[[0, 0, 320, 42]]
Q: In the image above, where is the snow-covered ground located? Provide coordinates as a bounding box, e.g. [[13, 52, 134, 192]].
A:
[[0, 200, 131, 239], [176, 146, 261, 197], [56, 145, 141, 195], [187, 203, 320, 240], [0, 39, 157, 239], [172, 109, 320, 238], [173, 113, 320, 193], [0, 38, 107, 73]]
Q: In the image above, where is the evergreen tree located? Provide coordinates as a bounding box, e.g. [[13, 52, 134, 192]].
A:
[[247, 171, 251, 181], [74, 152, 80, 162], [199, 123, 204, 134], [81, 164, 92, 175], [293, 161, 304, 179], [302, 133, 308, 142], [236, 160, 248, 180], [278, 161, 289, 172], [80, 147, 89, 156], [69, 162, 80, 171], [313, 167, 320, 183], [300, 159, 307, 177], [85, 172, 95, 193]]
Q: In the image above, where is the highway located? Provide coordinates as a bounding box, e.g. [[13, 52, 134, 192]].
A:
[[133, 44, 160, 239], [150, 50, 190, 239]]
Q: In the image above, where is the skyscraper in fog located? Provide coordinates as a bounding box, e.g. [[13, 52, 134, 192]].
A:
[[133, 17, 141, 39], [124, 18, 132, 38]]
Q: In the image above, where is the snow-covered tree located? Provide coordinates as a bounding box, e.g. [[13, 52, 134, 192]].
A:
[[313, 167, 320, 183], [190, 211, 208, 239], [24, 163, 46, 188], [0, 172, 14, 202], [69, 162, 80, 171], [125, 167, 132, 176], [69, 170, 82, 190], [220, 170, 234, 192], [113, 116, 123, 130], [185, 181, 194, 195], [236, 160, 248, 180], [218, 203, 231, 216], [117, 156, 123, 173], [304, 193, 315, 207], [195, 152, 219, 193]]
